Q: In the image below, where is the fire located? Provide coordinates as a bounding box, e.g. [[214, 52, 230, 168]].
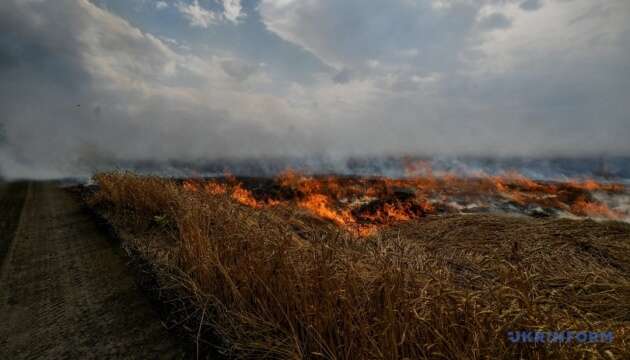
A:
[[232, 184, 261, 208], [363, 203, 411, 222], [205, 182, 227, 195], [502, 170, 543, 190], [182, 178, 263, 207], [183, 179, 200, 192], [570, 196, 624, 220], [181, 169, 628, 236], [298, 194, 351, 225], [568, 179, 624, 192]]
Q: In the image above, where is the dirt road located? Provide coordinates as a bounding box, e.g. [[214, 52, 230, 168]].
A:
[[0, 181, 28, 268], [0, 182, 186, 359]]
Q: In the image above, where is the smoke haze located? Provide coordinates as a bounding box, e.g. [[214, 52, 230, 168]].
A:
[[1, 0, 629, 179]]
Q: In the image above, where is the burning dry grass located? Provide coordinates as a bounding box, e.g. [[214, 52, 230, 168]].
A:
[[87, 172, 630, 359], [182, 170, 629, 233]]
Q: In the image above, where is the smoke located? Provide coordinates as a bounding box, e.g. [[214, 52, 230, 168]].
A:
[[0, 0, 311, 179], [1, 0, 630, 180]]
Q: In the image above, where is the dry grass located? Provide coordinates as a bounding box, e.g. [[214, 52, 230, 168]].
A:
[[87, 172, 630, 359]]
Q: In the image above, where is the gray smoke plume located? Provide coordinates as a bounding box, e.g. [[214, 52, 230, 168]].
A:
[[1, 0, 629, 180]]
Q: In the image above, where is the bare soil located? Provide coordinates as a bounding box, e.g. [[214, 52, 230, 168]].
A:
[[0, 182, 186, 359], [0, 181, 28, 267]]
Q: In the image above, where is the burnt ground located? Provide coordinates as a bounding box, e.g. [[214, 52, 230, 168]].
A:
[[0, 182, 186, 359]]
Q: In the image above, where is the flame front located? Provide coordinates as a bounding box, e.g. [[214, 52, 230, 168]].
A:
[[181, 170, 628, 236]]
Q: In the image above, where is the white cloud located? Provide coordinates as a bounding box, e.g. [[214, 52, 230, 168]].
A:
[[176, 0, 218, 28], [155, 1, 168, 10], [472, 0, 629, 74], [221, 0, 245, 24], [176, 0, 245, 27], [259, 0, 480, 73], [258, 0, 630, 156]]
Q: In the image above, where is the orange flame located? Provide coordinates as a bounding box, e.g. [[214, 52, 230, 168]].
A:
[[180, 170, 627, 236], [298, 194, 351, 225], [205, 182, 227, 195], [232, 184, 261, 208], [570, 196, 624, 220]]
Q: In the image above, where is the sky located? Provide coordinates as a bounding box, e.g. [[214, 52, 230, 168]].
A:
[[0, 0, 629, 178]]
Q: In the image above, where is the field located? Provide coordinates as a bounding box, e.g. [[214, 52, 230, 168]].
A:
[[83, 172, 630, 359]]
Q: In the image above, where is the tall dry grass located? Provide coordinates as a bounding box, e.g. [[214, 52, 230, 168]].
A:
[[88, 172, 630, 359]]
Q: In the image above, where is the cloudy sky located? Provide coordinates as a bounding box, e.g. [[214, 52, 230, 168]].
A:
[[1, 0, 629, 178]]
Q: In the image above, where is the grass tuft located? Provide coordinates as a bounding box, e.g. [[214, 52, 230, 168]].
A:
[[87, 172, 630, 359]]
